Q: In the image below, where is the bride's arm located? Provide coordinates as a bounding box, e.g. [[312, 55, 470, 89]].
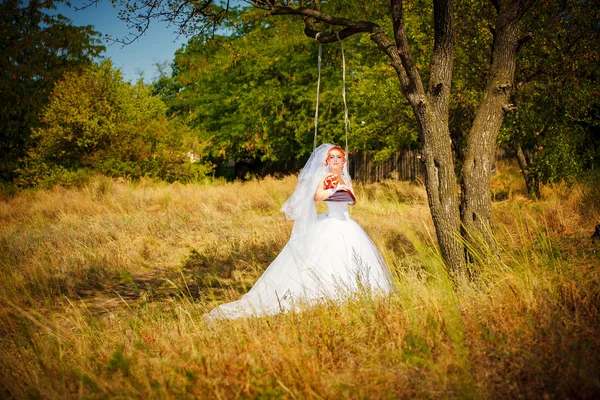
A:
[[314, 180, 332, 201], [314, 176, 335, 201]]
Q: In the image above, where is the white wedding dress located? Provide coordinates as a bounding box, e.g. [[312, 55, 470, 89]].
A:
[[205, 144, 393, 319], [206, 195, 392, 320]]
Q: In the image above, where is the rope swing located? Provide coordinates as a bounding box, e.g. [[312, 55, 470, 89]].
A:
[[313, 32, 350, 159], [313, 35, 322, 151]]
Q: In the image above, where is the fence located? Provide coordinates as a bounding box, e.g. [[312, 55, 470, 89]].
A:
[[349, 149, 424, 183], [211, 149, 426, 182], [200, 147, 509, 183]]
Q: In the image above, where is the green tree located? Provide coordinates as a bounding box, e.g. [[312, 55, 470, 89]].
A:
[[18, 60, 211, 187], [500, 0, 600, 197], [161, 9, 358, 167], [157, 4, 424, 172], [0, 0, 104, 182]]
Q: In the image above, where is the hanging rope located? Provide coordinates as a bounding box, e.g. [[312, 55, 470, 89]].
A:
[[313, 34, 322, 151], [313, 31, 350, 158], [336, 32, 350, 158]]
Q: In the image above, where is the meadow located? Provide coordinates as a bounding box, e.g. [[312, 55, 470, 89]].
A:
[[1, 164, 599, 399]]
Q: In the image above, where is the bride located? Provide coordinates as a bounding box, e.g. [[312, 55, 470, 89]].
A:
[[206, 143, 393, 319]]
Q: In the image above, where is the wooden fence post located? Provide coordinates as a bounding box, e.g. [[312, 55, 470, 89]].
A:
[[350, 149, 424, 183]]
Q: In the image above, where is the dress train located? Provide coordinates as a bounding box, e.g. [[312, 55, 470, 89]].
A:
[[206, 202, 392, 319]]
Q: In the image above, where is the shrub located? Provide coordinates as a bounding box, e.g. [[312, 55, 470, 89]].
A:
[[18, 60, 213, 187]]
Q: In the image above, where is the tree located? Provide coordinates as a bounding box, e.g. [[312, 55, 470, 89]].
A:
[[156, 8, 404, 169], [500, 0, 600, 197], [18, 60, 211, 187], [91, 0, 539, 274], [0, 0, 104, 182], [163, 17, 328, 164]]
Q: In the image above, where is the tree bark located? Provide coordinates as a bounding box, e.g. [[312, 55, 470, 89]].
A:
[[389, 0, 465, 274], [515, 144, 540, 198], [412, 0, 466, 274], [460, 0, 536, 252], [416, 105, 465, 273]]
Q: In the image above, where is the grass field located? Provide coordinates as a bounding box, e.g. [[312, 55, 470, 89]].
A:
[[1, 163, 599, 399]]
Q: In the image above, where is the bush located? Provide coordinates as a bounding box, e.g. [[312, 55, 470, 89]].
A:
[[17, 60, 213, 187], [15, 152, 93, 189]]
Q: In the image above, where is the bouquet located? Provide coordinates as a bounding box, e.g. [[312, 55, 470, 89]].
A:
[[323, 174, 340, 190]]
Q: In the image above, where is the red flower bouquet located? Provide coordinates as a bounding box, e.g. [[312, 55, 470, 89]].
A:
[[323, 175, 340, 190]]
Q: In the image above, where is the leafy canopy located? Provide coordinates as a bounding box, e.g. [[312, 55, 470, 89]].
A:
[[18, 60, 212, 187], [0, 0, 104, 181], [156, 3, 420, 167]]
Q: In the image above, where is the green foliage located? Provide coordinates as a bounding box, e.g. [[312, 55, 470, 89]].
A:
[[351, 63, 419, 161], [347, 2, 427, 159], [499, 0, 600, 185], [123, 0, 600, 187], [15, 153, 93, 189], [162, 10, 335, 163], [0, 0, 104, 182], [17, 60, 213, 187], [156, 5, 420, 168]]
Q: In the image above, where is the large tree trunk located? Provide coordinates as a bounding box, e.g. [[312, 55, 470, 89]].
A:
[[417, 105, 466, 273], [417, 0, 465, 274], [389, 0, 466, 274], [460, 0, 536, 252]]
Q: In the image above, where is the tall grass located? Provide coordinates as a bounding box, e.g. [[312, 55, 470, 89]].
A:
[[1, 168, 599, 399]]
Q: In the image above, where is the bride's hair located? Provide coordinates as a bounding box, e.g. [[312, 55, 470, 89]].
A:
[[324, 146, 346, 166]]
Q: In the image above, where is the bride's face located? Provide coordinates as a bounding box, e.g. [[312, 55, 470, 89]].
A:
[[328, 149, 344, 172]]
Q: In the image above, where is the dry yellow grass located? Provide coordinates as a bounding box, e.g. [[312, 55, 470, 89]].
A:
[[1, 167, 599, 399]]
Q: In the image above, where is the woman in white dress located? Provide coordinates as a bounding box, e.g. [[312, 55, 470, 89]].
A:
[[205, 144, 392, 319]]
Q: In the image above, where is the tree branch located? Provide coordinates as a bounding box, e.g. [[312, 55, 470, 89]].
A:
[[516, 32, 531, 52], [77, 0, 227, 45], [269, 4, 414, 95], [428, 0, 454, 106], [271, 6, 362, 27], [390, 0, 424, 96], [301, 21, 376, 43]]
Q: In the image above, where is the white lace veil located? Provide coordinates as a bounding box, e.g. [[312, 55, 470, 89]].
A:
[[281, 143, 352, 238]]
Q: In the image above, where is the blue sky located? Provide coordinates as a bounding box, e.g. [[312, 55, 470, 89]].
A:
[[54, 1, 189, 83]]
